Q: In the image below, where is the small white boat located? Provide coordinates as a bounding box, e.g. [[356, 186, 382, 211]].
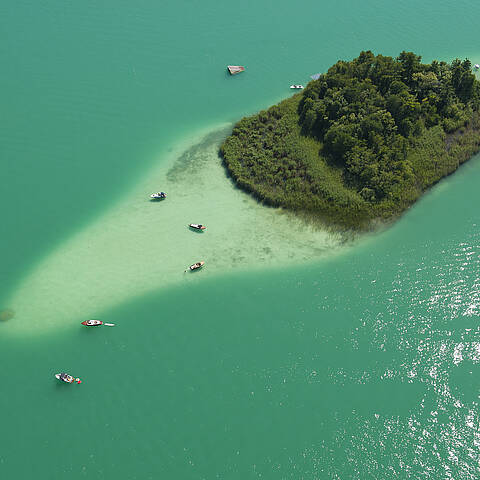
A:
[[81, 319, 103, 326], [81, 319, 115, 327], [290, 84, 304, 89], [150, 192, 166, 200], [475, 64, 480, 70], [55, 373, 82, 384], [189, 224, 206, 230], [187, 261, 205, 271]]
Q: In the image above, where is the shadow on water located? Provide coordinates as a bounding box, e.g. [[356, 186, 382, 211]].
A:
[[165, 127, 232, 182], [0, 308, 15, 321], [79, 326, 104, 336], [184, 266, 204, 274], [53, 381, 76, 391]]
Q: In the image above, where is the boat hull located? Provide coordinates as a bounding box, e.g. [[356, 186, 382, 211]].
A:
[[189, 261, 205, 271], [150, 192, 166, 200], [227, 65, 245, 75], [55, 373, 81, 384]]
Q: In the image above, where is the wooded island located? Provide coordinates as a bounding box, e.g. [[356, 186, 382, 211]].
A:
[[221, 51, 480, 229]]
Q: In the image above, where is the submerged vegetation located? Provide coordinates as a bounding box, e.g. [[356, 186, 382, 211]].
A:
[[221, 51, 480, 229]]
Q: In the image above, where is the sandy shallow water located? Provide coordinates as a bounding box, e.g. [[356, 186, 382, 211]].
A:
[[3, 127, 343, 336]]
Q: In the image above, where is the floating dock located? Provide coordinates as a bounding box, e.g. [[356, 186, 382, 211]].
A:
[[227, 65, 245, 75]]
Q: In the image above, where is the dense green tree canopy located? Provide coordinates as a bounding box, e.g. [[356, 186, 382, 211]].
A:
[[298, 51, 479, 200], [221, 52, 480, 229]]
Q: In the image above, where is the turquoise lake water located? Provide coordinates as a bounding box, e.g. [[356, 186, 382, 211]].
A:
[[1, 0, 480, 478]]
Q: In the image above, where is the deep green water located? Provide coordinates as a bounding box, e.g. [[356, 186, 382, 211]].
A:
[[1, 1, 480, 478]]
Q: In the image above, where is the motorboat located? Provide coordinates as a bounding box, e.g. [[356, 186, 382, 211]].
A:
[[81, 319, 115, 327], [189, 224, 206, 230], [150, 192, 166, 200], [81, 319, 103, 326], [55, 372, 82, 384], [290, 84, 304, 89], [475, 64, 480, 70], [187, 261, 205, 271]]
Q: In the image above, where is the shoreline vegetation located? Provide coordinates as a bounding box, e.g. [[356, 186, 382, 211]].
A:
[[220, 51, 480, 230]]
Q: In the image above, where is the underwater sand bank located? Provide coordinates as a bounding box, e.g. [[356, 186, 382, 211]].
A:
[[3, 126, 345, 335]]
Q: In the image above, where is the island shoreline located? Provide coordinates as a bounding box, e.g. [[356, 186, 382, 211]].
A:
[[220, 52, 480, 231]]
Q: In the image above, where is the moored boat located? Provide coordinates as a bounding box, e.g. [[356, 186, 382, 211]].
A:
[[81, 319, 103, 326], [188, 261, 205, 271], [81, 319, 115, 327], [55, 373, 82, 384], [189, 224, 206, 230], [227, 65, 245, 75], [150, 192, 166, 200], [290, 84, 304, 89]]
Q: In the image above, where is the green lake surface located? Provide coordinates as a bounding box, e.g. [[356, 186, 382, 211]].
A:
[[1, 1, 480, 478]]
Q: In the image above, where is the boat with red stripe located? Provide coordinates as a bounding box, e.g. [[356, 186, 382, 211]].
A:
[[81, 319, 115, 327]]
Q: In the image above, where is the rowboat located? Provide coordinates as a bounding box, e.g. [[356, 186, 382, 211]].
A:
[[81, 319, 103, 326], [189, 224, 206, 230], [187, 261, 205, 271], [150, 192, 166, 200], [81, 319, 115, 327]]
